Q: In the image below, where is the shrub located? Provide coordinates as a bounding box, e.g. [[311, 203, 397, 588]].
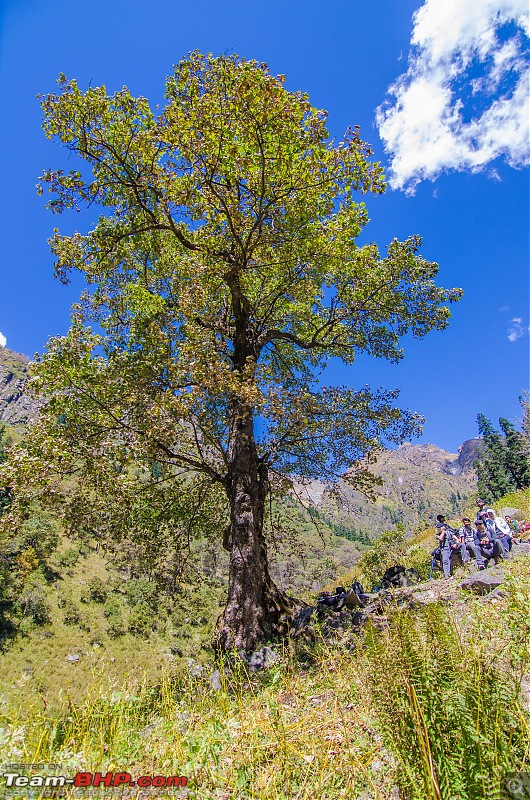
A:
[[104, 600, 125, 637], [19, 507, 59, 560], [127, 603, 154, 638], [19, 584, 51, 625], [356, 527, 406, 587], [106, 615, 125, 638], [125, 579, 158, 611], [80, 577, 107, 604], [15, 547, 40, 580], [58, 548, 80, 568], [63, 600, 82, 625]]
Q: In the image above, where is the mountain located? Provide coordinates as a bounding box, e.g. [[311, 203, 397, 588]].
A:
[[0, 347, 40, 426], [295, 439, 481, 536]]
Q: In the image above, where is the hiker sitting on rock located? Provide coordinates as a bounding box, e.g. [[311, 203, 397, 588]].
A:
[[475, 519, 505, 565], [489, 510, 513, 553], [459, 517, 486, 570], [505, 515, 520, 536], [482, 510, 510, 558], [475, 499, 494, 525], [436, 517, 468, 578]]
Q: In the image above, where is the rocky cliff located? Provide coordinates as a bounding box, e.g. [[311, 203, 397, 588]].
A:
[[0, 348, 40, 426]]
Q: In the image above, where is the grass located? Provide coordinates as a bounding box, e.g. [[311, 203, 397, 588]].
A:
[[1, 555, 529, 799]]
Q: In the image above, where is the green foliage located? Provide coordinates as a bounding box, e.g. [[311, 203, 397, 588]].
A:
[[127, 603, 155, 638], [474, 413, 530, 502], [353, 524, 431, 587], [62, 599, 83, 625], [58, 547, 80, 568], [0, 423, 13, 515], [356, 527, 406, 586], [104, 600, 125, 638], [18, 580, 52, 625], [18, 505, 60, 561], [521, 391, 530, 441], [125, 578, 158, 611], [0, 422, 11, 465], [499, 416, 530, 490], [360, 602, 528, 800], [80, 577, 108, 603]]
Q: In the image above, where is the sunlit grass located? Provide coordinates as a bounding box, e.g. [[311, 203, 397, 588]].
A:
[[1, 555, 529, 800]]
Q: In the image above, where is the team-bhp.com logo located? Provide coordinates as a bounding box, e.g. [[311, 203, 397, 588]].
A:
[[2, 770, 188, 790]]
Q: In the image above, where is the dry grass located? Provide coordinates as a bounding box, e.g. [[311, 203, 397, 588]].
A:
[[1, 555, 529, 800]]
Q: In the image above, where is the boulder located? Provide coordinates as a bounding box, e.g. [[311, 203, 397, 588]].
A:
[[66, 653, 80, 662], [461, 566, 504, 595], [499, 507, 525, 520], [246, 646, 280, 671]]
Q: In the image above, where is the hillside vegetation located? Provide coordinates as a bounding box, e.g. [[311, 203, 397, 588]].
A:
[[1, 489, 529, 799]]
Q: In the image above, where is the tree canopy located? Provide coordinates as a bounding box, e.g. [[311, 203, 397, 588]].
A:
[[474, 413, 530, 503], [2, 53, 462, 651]]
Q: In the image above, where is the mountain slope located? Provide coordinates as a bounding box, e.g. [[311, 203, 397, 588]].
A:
[[0, 347, 40, 426], [296, 440, 481, 536]]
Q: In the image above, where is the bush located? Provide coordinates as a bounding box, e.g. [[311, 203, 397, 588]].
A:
[[127, 603, 155, 638], [403, 543, 431, 582], [63, 600, 82, 625], [125, 579, 158, 611], [356, 527, 406, 587], [58, 548, 80, 568], [19, 585, 51, 625], [80, 577, 107, 604], [19, 507, 60, 560], [106, 614, 125, 638], [104, 600, 125, 637]]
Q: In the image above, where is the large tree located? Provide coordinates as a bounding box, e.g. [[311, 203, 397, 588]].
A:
[[4, 54, 462, 651]]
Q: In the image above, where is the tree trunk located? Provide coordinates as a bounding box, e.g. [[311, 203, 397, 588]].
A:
[[214, 400, 301, 653]]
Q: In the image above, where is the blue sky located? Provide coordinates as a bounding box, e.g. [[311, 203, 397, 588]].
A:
[[0, 0, 528, 452]]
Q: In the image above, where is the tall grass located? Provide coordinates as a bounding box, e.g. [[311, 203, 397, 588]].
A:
[[358, 602, 528, 800], [1, 559, 529, 799]]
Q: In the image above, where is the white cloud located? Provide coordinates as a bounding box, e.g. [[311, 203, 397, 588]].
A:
[[0, 332, 6, 348], [376, 0, 530, 193], [507, 317, 529, 341]]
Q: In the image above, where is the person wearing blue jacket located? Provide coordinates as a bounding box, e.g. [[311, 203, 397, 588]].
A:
[[437, 521, 468, 578], [459, 517, 486, 569], [475, 519, 505, 564]]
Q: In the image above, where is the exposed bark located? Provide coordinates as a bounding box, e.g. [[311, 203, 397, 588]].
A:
[[213, 399, 302, 653]]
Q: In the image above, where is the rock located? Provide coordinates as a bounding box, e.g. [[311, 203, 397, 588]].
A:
[[187, 659, 204, 677], [461, 566, 504, 595], [209, 670, 222, 690], [139, 719, 160, 738], [512, 542, 530, 557], [0, 348, 41, 425], [247, 646, 280, 671], [66, 653, 80, 662], [499, 507, 524, 520]]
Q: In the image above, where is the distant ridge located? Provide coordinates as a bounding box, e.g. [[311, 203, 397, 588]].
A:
[[295, 439, 481, 536]]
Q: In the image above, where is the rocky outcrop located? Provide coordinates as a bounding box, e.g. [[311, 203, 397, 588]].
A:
[[0, 348, 40, 426], [290, 549, 530, 649]]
